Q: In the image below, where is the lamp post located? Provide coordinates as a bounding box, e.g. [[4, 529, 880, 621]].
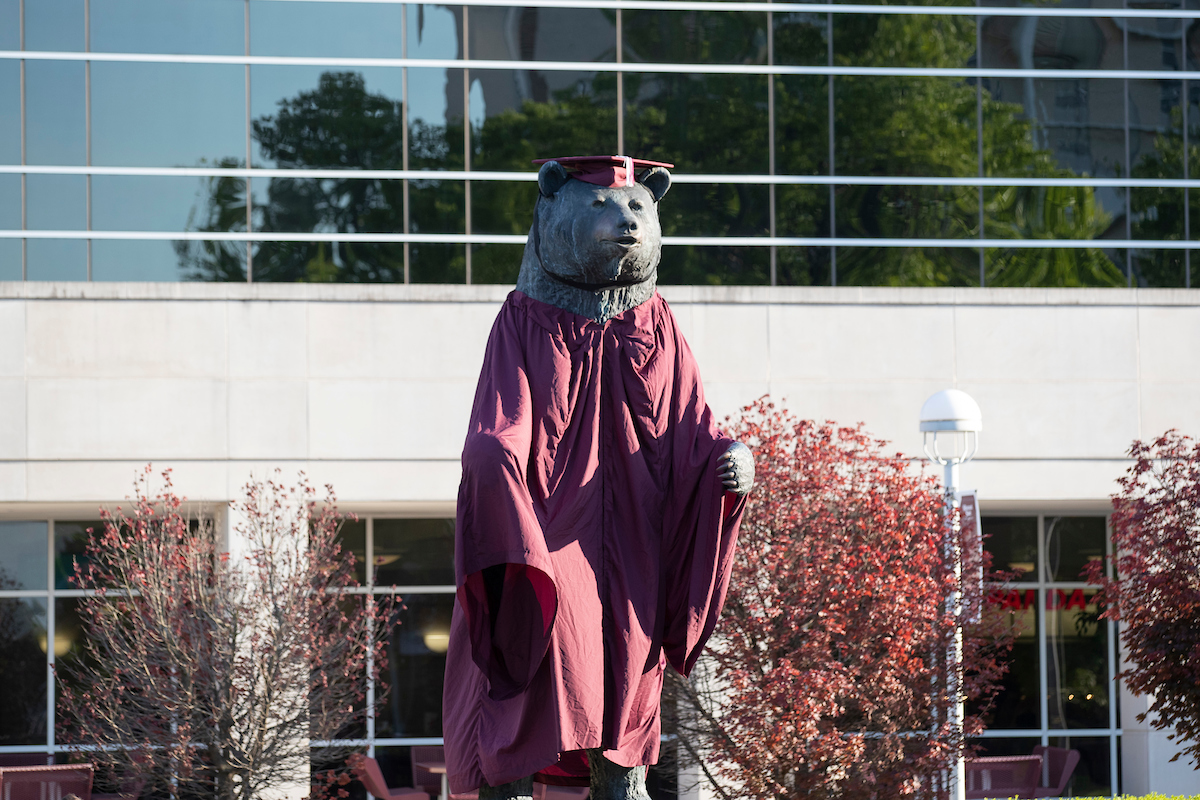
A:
[[919, 389, 982, 800]]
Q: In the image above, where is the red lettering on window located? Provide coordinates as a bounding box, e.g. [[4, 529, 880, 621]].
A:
[[1065, 588, 1087, 610]]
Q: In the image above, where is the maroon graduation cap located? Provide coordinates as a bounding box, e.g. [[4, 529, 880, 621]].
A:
[[532, 155, 674, 189]]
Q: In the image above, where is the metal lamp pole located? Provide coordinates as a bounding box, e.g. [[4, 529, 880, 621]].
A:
[[920, 389, 982, 800]]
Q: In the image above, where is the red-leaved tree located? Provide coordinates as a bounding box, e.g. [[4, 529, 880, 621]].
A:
[[1086, 430, 1200, 769], [57, 468, 393, 800], [667, 399, 1013, 800]]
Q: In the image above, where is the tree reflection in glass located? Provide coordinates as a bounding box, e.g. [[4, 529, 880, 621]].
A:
[[1046, 591, 1109, 730], [0, 597, 48, 746], [176, 9, 1195, 286]]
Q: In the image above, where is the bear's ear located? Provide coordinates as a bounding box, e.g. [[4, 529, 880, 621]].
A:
[[638, 167, 671, 202], [538, 160, 571, 198]]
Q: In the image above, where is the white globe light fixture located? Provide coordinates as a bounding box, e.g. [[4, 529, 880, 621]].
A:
[[919, 388, 982, 800], [920, 388, 982, 495]]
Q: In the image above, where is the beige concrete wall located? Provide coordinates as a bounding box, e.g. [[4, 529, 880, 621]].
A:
[[2, 282, 1197, 511]]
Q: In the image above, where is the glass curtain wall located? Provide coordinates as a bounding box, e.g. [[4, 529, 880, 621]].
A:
[[974, 515, 1119, 797], [3, 0, 1200, 286]]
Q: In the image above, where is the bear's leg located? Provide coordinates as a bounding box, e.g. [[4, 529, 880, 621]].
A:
[[588, 751, 651, 800], [479, 776, 533, 800]]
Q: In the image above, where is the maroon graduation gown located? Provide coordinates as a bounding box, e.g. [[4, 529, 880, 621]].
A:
[[443, 290, 745, 792]]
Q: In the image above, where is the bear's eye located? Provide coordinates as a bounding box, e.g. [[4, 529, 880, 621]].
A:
[[629, 200, 643, 212], [592, 199, 605, 208]]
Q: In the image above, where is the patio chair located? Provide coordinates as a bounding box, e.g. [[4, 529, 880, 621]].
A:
[[0, 763, 94, 800], [349, 755, 429, 800], [1031, 745, 1081, 798], [965, 754, 1042, 800]]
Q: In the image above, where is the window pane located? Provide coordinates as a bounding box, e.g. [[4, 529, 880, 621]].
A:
[[375, 593, 453, 738], [1044, 516, 1105, 583], [372, 519, 454, 587], [776, 76, 828, 176], [25, 61, 86, 166], [469, 6, 615, 63], [178, 240, 249, 283], [981, 204, 1127, 288], [91, 240, 189, 282], [407, 4, 462, 61], [91, 0, 244, 55], [1131, 79, 1186, 288], [27, 174, 85, 231], [835, 184, 980, 248], [93, 175, 229, 232], [27, 240, 86, 281], [658, 245, 771, 287], [663, 182, 769, 239], [980, 15, 1114, 72], [471, 70, 618, 173], [0, 599, 47, 746], [778, 244, 833, 287], [0, 61, 19, 164], [984, 78, 1125, 185], [626, 73, 769, 175], [0, 0, 17, 50], [410, 67, 466, 171], [338, 519, 366, 586], [92, 62, 245, 168], [54, 521, 102, 590], [411, 242, 465, 284], [410, 179, 466, 235], [623, 10, 767, 65], [1047, 590, 1109, 730], [251, 67, 405, 168], [251, 0, 404, 58], [974, 589, 1039, 729], [1048, 735, 1112, 796], [982, 516, 1037, 582], [0, 241, 20, 280], [0, 522, 48, 591], [835, 14, 976, 69], [25, 0, 84, 51], [970, 736, 1041, 758], [470, 242, 522, 285], [0, 173, 19, 230], [826, 245, 977, 287], [773, 12, 827, 66], [836, 77, 977, 179], [471, 181, 537, 237]]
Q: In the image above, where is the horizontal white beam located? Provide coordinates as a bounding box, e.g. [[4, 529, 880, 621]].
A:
[[1, 229, 1193, 250], [2, 49, 1200, 81], [3, 165, 1197, 190], [251, 0, 1200, 20]]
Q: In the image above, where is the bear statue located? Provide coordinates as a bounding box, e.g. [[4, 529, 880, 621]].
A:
[[443, 156, 755, 800]]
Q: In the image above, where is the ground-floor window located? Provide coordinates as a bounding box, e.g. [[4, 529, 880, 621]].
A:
[[973, 515, 1118, 796], [0, 514, 1116, 797]]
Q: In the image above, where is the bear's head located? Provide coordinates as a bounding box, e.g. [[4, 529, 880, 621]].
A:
[[515, 158, 672, 323]]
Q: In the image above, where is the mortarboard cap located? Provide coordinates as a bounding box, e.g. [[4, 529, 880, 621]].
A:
[[532, 155, 674, 189]]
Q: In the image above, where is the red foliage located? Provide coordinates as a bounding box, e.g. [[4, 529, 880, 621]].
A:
[[1086, 430, 1200, 769], [56, 467, 393, 800], [670, 399, 1012, 800]]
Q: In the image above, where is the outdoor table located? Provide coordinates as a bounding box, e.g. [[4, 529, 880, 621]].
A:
[[412, 762, 447, 800]]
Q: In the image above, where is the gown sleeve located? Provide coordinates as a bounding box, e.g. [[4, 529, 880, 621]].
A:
[[658, 311, 747, 677], [455, 301, 559, 701]]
